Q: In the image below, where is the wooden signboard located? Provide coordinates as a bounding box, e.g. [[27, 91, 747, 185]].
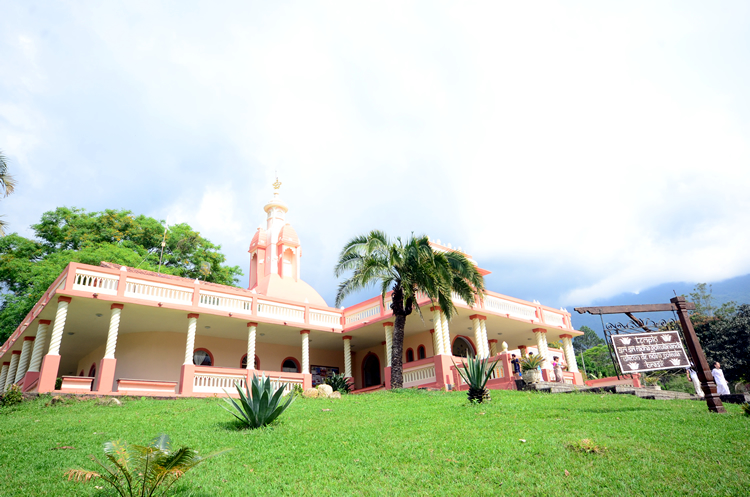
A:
[[611, 330, 690, 373]]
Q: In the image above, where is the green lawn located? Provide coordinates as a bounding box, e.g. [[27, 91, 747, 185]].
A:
[[1, 390, 748, 496]]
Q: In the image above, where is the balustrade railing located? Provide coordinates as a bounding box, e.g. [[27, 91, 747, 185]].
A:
[[193, 372, 247, 393], [256, 300, 305, 323], [542, 310, 566, 328], [198, 290, 253, 314], [124, 278, 193, 304], [73, 270, 119, 295], [402, 363, 436, 388], [309, 309, 342, 329], [484, 295, 538, 321], [345, 304, 381, 324]]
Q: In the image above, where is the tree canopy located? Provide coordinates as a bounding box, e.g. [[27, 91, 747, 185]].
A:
[[572, 325, 605, 353], [0, 207, 242, 344], [0, 150, 16, 236], [694, 304, 750, 383], [334, 231, 485, 388]]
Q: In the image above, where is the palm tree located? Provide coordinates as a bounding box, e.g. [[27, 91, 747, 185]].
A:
[[334, 231, 485, 388], [0, 150, 17, 236]]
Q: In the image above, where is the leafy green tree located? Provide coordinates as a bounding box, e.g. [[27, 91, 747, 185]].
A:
[[0, 150, 17, 236], [0, 207, 242, 343], [572, 325, 605, 353], [685, 283, 737, 320], [334, 231, 485, 388], [694, 304, 750, 383], [577, 344, 616, 379]]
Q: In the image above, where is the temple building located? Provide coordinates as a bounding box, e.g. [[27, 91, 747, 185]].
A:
[[0, 183, 583, 397]]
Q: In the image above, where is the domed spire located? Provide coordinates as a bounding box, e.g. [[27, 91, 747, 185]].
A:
[[263, 175, 288, 215]]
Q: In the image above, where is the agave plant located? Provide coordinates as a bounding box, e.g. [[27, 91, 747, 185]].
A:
[[520, 354, 545, 371], [223, 374, 295, 429], [324, 372, 352, 394], [65, 434, 226, 497], [454, 356, 500, 404]]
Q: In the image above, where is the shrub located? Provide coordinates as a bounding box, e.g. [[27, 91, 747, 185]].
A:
[[324, 373, 352, 394], [65, 434, 227, 496], [742, 402, 750, 418], [520, 354, 544, 371], [222, 374, 294, 429], [1, 384, 23, 407], [454, 356, 499, 404]]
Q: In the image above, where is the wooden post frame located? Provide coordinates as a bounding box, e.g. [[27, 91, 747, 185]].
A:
[[575, 298, 725, 414]]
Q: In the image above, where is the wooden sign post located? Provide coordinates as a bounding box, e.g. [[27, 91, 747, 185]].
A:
[[575, 298, 725, 413]]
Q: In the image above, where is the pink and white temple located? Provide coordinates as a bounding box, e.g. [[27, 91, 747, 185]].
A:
[[0, 184, 584, 397]]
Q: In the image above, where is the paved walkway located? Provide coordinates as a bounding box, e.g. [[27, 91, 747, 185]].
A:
[[523, 382, 750, 403]]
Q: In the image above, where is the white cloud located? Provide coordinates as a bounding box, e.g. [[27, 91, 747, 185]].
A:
[[1, 1, 749, 307]]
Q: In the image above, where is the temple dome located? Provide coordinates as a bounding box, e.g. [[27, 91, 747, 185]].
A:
[[252, 273, 327, 307], [249, 227, 267, 250], [278, 223, 300, 246]]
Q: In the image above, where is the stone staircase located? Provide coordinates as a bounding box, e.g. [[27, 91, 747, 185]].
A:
[[523, 382, 750, 403]]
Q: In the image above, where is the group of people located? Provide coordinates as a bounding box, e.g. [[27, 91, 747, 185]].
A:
[[687, 362, 731, 397], [509, 353, 567, 383]]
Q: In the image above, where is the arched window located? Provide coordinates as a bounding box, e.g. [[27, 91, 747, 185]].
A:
[[417, 345, 426, 360], [240, 354, 260, 369], [193, 348, 213, 366], [406, 348, 415, 363], [452, 336, 476, 358], [89, 363, 96, 377], [281, 357, 300, 373]]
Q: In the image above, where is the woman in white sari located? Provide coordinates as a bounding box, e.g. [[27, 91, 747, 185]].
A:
[[687, 367, 704, 398], [711, 362, 730, 395]]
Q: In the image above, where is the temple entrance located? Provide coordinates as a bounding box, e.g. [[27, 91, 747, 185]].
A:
[[452, 336, 475, 357], [362, 354, 381, 388]]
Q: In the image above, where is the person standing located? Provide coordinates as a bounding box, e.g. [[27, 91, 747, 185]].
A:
[[686, 366, 704, 398], [711, 362, 730, 395], [511, 354, 521, 378], [552, 356, 564, 383]]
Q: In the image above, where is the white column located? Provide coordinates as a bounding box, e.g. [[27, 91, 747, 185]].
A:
[[430, 308, 445, 355], [246, 322, 257, 369], [301, 330, 310, 375], [184, 314, 198, 365], [343, 337, 353, 377], [533, 328, 551, 369], [561, 335, 579, 372], [27, 320, 50, 373], [0, 363, 9, 394], [471, 317, 483, 359], [14, 338, 34, 383], [383, 322, 394, 366], [104, 305, 123, 359], [440, 310, 452, 355], [430, 330, 439, 357], [479, 319, 490, 359], [47, 298, 71, 356], [4, 352, 20, 392]]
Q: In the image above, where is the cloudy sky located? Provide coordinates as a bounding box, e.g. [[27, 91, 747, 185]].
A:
[[2, 1, 749, 317]]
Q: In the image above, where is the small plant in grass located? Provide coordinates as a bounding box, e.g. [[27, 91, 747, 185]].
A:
[[567, 438, 607, 454], [742, 402, 750, 417], [65, 434, 227, 496], [520, 354, 544, 371], [222, 374, 294, 429], [454, 356, 500, 403], [324, 373, 352, 394], [1, 384, 23, 407]]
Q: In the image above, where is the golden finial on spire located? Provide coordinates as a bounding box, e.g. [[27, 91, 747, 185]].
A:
[[273, 177, 282, 190]]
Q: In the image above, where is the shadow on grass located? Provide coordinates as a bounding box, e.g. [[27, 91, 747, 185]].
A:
[[578, 406, 669, 413]]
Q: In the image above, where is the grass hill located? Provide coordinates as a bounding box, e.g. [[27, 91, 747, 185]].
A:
[[1, 390, 748, 496]]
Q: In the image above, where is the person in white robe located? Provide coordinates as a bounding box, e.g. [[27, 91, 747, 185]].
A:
[[687, 367, 704, 398], [711, 362, 730, 395]]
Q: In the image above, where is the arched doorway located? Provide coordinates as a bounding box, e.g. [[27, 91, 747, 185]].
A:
[[362, 353, 381, 388], [281, 357, 300, 373], [452, 336, 475, 358]]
